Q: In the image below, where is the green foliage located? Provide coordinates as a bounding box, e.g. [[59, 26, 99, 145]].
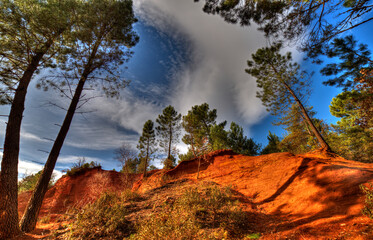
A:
[[18, 171, 55, 193], [329, 91, 373, 162], [120, 158, 141, 174], [209, 122, 229, 151], [276, 105, 331, 154], [0, 0, 78, 104], [67, 192, 133, 239], [156, 105, 182, 166], [182, 103, 218, 156], [321, 35, 372, 90], [137, 120, 156, 175], [178, 151, 195, 163], [227, 122, 260, 156], [246, 233, 261, 239], [354, 69, 373, 129], [163, 155, 176, 170], [131, 185, 252, 239], [36, 0, 139, 98], [65, 158, 101, 176], [261, 131, 282, 155], [247, 43, 330, 150], [360, 184, 373, 219], [148, 165, 158, 171], [246, 43, 311, 117]]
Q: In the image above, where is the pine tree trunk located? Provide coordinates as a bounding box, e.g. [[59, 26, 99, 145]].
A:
[[0, 48, 50, 238], [167, 125, 172, 160], [269, 62, 331, 152], [19, 39, 100, 232], [283, 82, 331, 151], [143, 140, 149, 177], [20, 78, 86, 232]]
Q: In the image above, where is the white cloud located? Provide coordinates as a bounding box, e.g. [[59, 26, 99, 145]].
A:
[[21, 131, 49, 143], [134, 0, 268, 128], [56, 155, 103, 165], [0, 152, 63, 181]]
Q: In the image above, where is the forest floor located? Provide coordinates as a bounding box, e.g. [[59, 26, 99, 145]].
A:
[[15, 149, 373, 239]]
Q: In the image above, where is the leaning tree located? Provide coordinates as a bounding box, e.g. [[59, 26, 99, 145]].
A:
[[246, 43, 331, 151], [0, 0, 79, 237], [19, 0, 139, 232]]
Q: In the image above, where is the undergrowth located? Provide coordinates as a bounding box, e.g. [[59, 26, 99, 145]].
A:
[[65, 191, 135, 239], [62, 183, 256, 239], [129, 184, 253, 240], [361, 183, 373, 219]]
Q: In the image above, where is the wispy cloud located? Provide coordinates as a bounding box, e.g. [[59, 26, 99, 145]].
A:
[[134, 0, 268, 129]]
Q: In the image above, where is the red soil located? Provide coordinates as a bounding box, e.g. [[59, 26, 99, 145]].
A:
[[134, 149, 373, 239], [18, 167, 142, 218], [17, 150, 373, 239]]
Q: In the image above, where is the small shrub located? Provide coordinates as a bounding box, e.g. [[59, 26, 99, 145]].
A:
[[67, 192, 133, 239], [361, 183, 373, 219], [64, 158, 101, 176]]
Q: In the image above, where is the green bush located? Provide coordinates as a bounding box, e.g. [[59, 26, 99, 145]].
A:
[[65, 159, 101, 176], [67, 192, 133, 239], [18, 170, 55, 193], [130, 185, 253, 239], [361, 183, 373, 219]]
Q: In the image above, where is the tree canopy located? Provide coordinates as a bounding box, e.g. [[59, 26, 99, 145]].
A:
[[195, 0, 373, 58]]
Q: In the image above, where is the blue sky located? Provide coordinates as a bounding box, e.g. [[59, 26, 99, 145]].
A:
[[0, 0, 371, 179]]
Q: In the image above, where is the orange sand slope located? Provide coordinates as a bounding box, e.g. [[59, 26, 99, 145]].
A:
[[18, 149, 373, 239]]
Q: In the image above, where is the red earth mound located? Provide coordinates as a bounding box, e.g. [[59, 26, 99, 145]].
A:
[[18, 167, 142, 218], [17, 150, 373, 239], [134, 149, 373, 239]]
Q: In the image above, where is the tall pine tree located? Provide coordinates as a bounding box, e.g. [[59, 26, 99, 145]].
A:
[[156, 105, 181, 169], [138, 120, 156, 177]]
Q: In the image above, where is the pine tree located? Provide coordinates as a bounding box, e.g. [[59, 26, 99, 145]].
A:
[[246, 43, 331, 151], [329, 91, 373, 162], [227, 122, 260, 156], [261, 132, 282, 155], [276, 105, 332, 154], [182, 103, 217, 156], [196, 0, 373, 59], [138, 120, 156, 177], [156, 105, 181, 169], [0, 1, 78, 237], [209, 122, 229, 151], [321, 35, 373, 90], [19, 0, 138, 232]]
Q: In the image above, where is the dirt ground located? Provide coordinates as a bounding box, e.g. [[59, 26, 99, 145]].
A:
[[16, 149, 373, 239]]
